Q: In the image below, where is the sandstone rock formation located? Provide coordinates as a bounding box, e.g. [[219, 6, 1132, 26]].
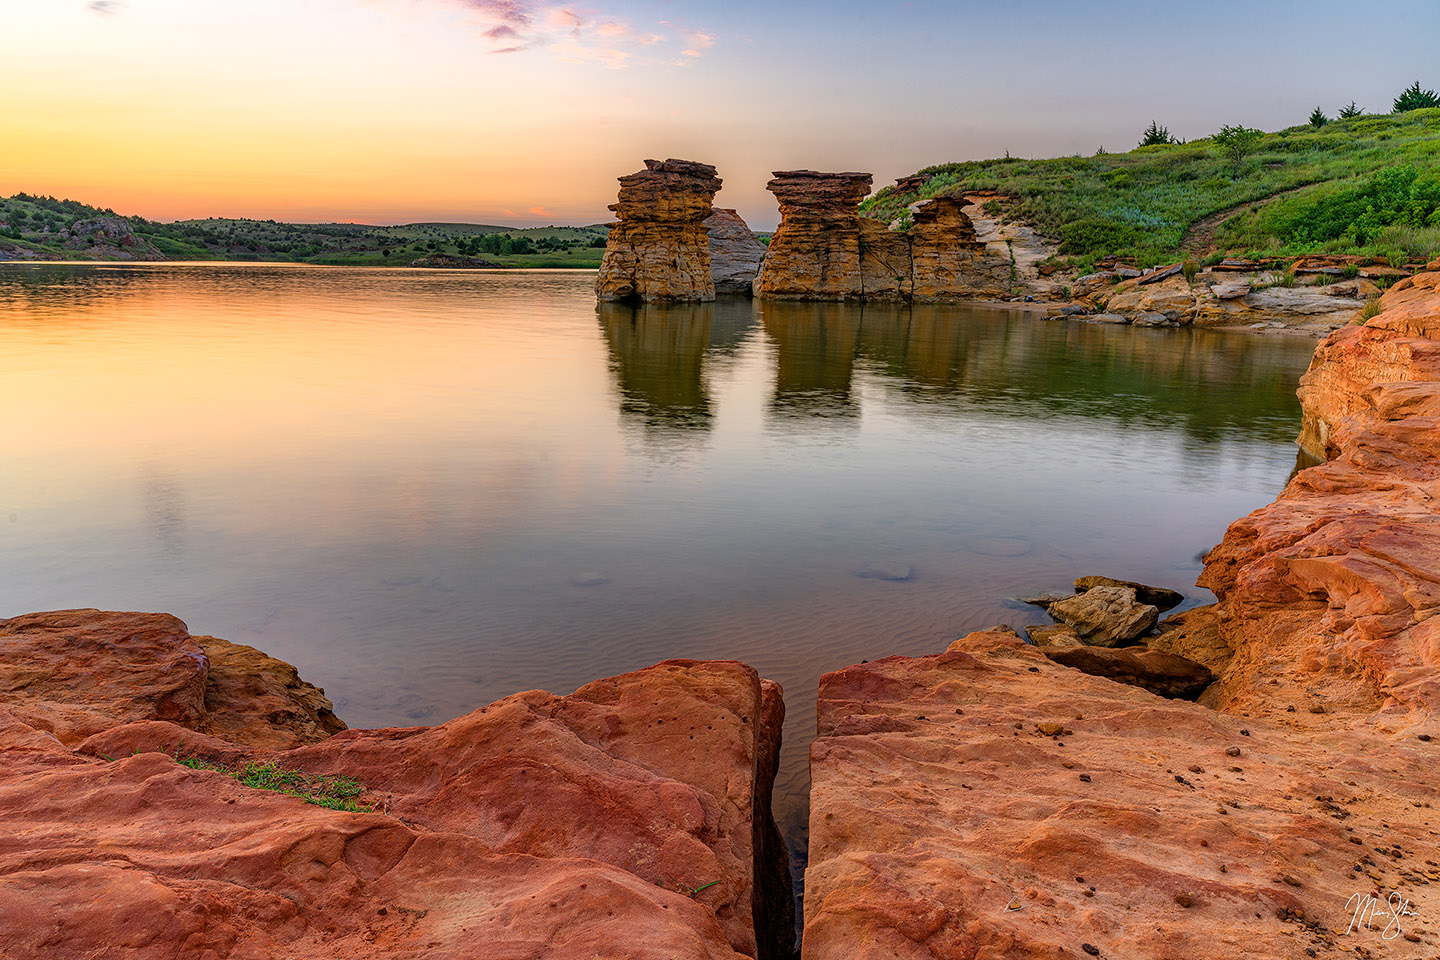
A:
[[1294, 262, 1440, 458], [908, 197, 1010, 301], [803, 264, 1440, 958], [1043, 638, 1214, 699], [0, 609, 343, 749], [597, 159, 722, 303], [1046, 584, 1158, 646], [753, 171, 872, 301], [706, 208, 766, 295], [0, 610, 791, 960], [752, 173, 1008, 302], [803, 629, 1439, 959]]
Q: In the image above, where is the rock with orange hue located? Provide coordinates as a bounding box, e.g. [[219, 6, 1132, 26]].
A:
[[1042, 639, 1214, 699], [49, 634, 792, 960], [597, 159, 722, 303], [753, 170, 873, 301], [706, 208, 767, 295], [802, 629, 1440, 960], [908, 197, 1009, 300], [753, 177, 1009, 302], [0, 709, 748, 960], [0, 609, 341, 749], [1295, 267, 1440, 458]]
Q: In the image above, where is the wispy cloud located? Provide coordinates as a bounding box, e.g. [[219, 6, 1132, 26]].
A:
[[443, 2, 713, 67], [87, 1, 122, 14]]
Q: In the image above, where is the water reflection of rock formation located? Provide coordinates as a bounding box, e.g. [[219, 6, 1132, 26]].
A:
[[597, 301, 720, 435], [753, 170, 1010, 302], [595, 159, 722, 303], [761, 302, 862, 422]]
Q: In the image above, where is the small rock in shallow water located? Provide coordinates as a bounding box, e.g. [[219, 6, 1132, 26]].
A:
[[1074, 576, 1183, 611], [856, 562, 914, 582], [965, 536, 1033, 558], [569, 572, 610, 587]]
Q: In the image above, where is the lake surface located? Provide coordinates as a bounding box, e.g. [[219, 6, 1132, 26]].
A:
[[1, 263, 1317, 914]]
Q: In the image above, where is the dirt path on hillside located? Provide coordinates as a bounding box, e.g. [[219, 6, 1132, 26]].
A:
[[1181, 184, 1313, 255]]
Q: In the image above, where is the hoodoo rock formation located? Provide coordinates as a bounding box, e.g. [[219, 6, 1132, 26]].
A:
[[803, 265, 1440, 958], [596, 159, 722, 303], [706, 208, 767, 295], [753, 170, 874, 301], [0, 609, 792, 960], [753, 171, 1009, 302]]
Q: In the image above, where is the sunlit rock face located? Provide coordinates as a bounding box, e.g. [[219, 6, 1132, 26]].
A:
[[753, 171, 873, 301], [706, 208, 767, 296], [597, 159, 722, 303], [908, 197, 1010, 300], [753, 173, 1008, 302]]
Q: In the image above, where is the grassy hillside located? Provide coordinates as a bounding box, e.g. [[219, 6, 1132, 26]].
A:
[[863, 107, 1440, 273], [0, 194, 609, 267]]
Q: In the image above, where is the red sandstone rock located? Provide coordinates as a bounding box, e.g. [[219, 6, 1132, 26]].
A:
[[597, 159, 722, 303], [0, 609, 340, 748], [0, 709, 747, 960], [803, 630, 1440, 959]]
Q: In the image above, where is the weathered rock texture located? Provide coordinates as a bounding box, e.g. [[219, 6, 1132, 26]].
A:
[[706, 208, 767, 295], [597, 159, 722, 303], [1295, 263, 1440, 459], [804, 265, 1440, 958], [753, 173, 1008, 302], [0, 610, 791, 960], [0, 609, 343, 749], [804, 629, 1440, 959]]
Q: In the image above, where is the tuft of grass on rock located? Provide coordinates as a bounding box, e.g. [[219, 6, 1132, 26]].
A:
[[174, 749, 374, 812]]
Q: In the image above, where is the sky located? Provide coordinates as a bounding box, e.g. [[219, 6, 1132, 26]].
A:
[[6, 0, 1440, 230]]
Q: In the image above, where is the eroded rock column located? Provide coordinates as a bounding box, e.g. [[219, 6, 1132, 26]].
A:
[[909, 197, 1010, 300], [597, 158, 722, 303], [753, 171, 873, 301]]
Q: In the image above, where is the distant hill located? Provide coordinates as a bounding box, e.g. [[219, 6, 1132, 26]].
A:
[[0, 196, 610, 267], [863, 106, 1440, 273]]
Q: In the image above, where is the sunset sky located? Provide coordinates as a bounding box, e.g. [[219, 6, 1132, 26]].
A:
[[8, 0, 1440, 229]]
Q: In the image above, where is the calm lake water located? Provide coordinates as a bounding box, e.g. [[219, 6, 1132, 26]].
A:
[[1, 263, 1316, 909]]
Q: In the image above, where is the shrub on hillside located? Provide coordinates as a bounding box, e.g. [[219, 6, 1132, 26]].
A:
[[1139, 121, 1174, 146], [1213, 125, 1264, 168], [1309, 107, 1328, 128], [1394, 81, 1440, 113]]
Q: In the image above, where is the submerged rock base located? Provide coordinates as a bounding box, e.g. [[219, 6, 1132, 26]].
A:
[[0, 610, 792, 960]]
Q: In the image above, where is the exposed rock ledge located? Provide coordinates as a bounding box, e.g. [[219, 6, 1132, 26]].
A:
[[804, 263, 1440, 958], [0, 609, 792, 959]]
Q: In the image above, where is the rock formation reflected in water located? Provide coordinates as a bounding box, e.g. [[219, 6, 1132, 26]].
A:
[[760, 301, 863, 424], [597, 300, 758, 438]]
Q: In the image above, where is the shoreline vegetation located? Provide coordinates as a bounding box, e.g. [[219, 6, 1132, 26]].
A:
[[864, 101, 1440, 275]]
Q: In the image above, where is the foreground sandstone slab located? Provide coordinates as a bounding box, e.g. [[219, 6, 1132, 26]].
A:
[[804, 631, 1439, 959], [0, 610, 790, 959]]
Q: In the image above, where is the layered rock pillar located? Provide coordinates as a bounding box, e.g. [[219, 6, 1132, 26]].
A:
[[752, 170, 873, 301], [596, 159, 722, 303]]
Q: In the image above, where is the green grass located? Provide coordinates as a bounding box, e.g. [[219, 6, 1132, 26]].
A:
[[171, 751, 376, 812], [861, 108, 1440, 270]]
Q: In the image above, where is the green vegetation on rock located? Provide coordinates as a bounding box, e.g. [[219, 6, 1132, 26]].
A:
[[862, 105, 1440, 270]]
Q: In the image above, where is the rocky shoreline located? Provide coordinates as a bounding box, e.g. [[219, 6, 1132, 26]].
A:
[[4, 265, 1439, 957]]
